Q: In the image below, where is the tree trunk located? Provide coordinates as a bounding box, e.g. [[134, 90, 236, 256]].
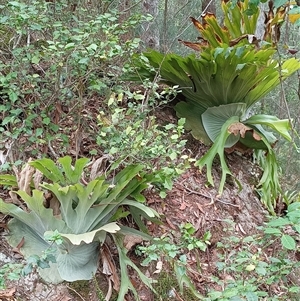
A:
[[118, 0, 133, 43], [202, 0, 216, 15], [162, 0, 168, 53], [255, 3, 267, 41], [141, 0, 160, 50]]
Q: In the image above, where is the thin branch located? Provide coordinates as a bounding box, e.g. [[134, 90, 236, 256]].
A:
[[177, 183, 240, 207], [66, 285, 85, 301]]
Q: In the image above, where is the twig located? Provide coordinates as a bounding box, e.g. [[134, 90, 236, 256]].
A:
[[169, 0, 215, 49], [178, 183, 240, 207], [48, 141, 58, 159], [66, 285, 85, 301]]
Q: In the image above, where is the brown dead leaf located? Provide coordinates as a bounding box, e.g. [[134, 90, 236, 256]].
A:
[[196, 203, 205, 214], [178, 39, 203, 51], [90, 155, 112, 180], [190, 16, 204, 31], [165, 217, 177, 230], [229, 34, 259, 48], [9, 190, 21, 205], [0, 287, 16, 297], [0, 223, 8, 230], [17, 159, 35, 195], [252, 131, 261, 141], [179, 201, 187, 210], [100, 244, 120, 292], [123, 235, 143, 251], [33, 169, 43, 190], [153, 261, 163, 274], [12, 237, 24, 257], [47, 195, 61, 217], [228, 122, 252, 138]]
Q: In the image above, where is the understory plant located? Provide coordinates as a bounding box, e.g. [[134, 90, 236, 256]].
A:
[[136, 222, 211, 299], [96, 88, 190, 197], [131, 0, 300, 212], [207, 218, 300, 301], [0, 156, 158, 300], [0, 0, 149, 162]]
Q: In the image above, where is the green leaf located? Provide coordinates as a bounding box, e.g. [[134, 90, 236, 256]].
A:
[[45, 223, 120, 245], [0, 191, 67, 235], [245, 292, 258, 301], [244, 115, 292, 141], [294, 224, 300, 234], [273, 0, 288, 8], [56, 241, 99, 281], [195, 116, 239, 193], [287, 202, 300, 212], [123, 199, 158, 219], [289, 6, 300, 14], [58, 156, 90, 184], [202, 103, 246, 147], [173, 261, 204, 299], [175, 101, 211, 144], [0, 174, 18, 187], [281, 234, 296, 250], [263, 227, 282, 235], [267, 217, 290, 227], [1, 160, 158, 286], [30, 158, 65, 184], [114, 234, 156, 301], [31, 55, 40, 64]]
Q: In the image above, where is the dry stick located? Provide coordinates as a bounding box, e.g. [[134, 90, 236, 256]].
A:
[[48, 141, 58, 159], [66, 285, 85, 301], [276, 40, 292, 122], [168, 0, 215, 50], [121, 0, 143, 13], [275, 47, 295, 178], [177, 183, 240, 207]]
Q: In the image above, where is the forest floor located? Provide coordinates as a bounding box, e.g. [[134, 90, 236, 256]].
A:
[[0, 102, 293, 301], [0, 152, 269, 301]]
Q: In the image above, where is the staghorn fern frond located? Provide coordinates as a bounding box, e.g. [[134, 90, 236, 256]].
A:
[[129, 0, 300, 211]]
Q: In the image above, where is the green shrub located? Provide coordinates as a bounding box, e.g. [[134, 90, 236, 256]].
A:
[[136, 222, 211, 299], [96, 87, 191, 197], [206, 218, 300, 301], [0, 0, 148, 161]]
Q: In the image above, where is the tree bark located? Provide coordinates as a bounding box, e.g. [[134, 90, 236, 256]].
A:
[[255, 3, 268, 41], [141, 0, 160, 50], [118, 0, 133, 43], [202, 0, 216, 15]]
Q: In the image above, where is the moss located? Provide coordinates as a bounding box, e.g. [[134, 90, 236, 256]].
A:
[[67, 280, 91, 300]]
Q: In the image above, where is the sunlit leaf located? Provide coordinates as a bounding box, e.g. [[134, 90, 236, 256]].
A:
[[281, 234, 296, 250]]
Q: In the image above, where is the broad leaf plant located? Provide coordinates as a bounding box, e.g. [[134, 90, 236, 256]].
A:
[[0, 156, 158, 300], [133, 0, 300, 212]]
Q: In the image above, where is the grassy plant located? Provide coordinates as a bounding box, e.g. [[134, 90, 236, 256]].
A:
[[0, 248, 56, 290], [0, 262, 23, 290], [152, 271, 200, 301]]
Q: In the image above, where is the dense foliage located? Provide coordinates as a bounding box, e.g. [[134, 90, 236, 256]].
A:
[[1, 0, 300, 300]]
